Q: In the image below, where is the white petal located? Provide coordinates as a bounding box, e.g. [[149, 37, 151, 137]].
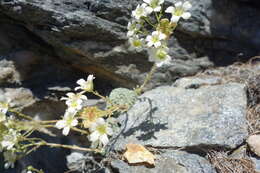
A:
[[147, 42, 153, 47], [67, 107, 78, 114], [165, 6, 175, 13], [145, 6, 153, 14], [127, 31, 134, 37], [80, 95, 88, 100], [156, 61, 164, 67], [66, 92, 75, 98], [152, 31, 159, 36], [75, 87, 81, 91], [96, 118, 105, 125], [60, 97, 68, 101], [71, 119, 78, 127], [182, 12, 191, 19], [64, 111, 75, 117], [154, 41, 161, 48], [143, 0, 151, 4], [183, 1, 192, 10], [100, 134, 109, 145], [146, 35, 152, 42], [159, 0, 164, 4], [106, 127, 113, 136], [174, 1, 183, 7], [62, 127, 70, 136], [141, 3, 147, 8], [159, 33, 166, 40], [87, 74, 95, 81], [55, 120, 66, 129], [154, 6, 161, 12], [90, 131, 100, 142], [76, 79, 86, 85], [171, 15, 181, 22]]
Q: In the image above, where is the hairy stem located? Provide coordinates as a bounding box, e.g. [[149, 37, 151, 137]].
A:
[[135, 64, 157, 95], [8, 108, 33, 120]]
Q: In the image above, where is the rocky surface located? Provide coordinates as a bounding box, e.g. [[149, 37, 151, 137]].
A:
[[111, 150, 216, 173], [0, 0, 259, 90], [0, 0, 259, 172], [110, 78, 248, 152]]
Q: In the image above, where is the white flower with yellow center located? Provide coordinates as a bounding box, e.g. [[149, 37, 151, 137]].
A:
[[143, 0, 164, 13], [165, 1, 192, 23], [3, 151, 17, 169], [75, 74, 95, 92], [129, 35, 144, 52], [89, 118, 113, 146], [127, 21, 141, 37], [55, 111, 78, 136], [61, 92, 87, 113], [1, 129, 19, 150], [132, 3, 149, 20], [148, 46, 171, 67], [146, 31, 166, 48]]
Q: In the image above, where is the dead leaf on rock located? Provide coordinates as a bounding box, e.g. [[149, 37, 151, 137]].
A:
[[123, 143, 155, 166]]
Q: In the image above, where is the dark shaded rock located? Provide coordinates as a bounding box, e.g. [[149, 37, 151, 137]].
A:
[[0, 0, 259, 90], [66, 152, 108, 173], [111, 150, 216, 173], [111, 78, 248, 152]]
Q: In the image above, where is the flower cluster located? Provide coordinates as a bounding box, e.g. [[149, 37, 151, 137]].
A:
[[127, 0, 192, 67], [0, 102, 20, 169], [55, 75, 114, 147]]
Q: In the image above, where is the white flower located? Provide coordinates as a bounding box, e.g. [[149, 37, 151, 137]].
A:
[[89, 118, 113, 146], [61, 92, 87, 113], [3, 151, 17, 169], [148, 46, 171, 67], [127, 21, 141, 37], [55, 111, 78, 136], [143, 0, 164, 13], [1, 129, 19, 150], [0, 102, 8, 115], [132, 3, 149, 20], [75, 74, 95, 92], [165, 1, 192, 22], [0, 112, 6, 122], [146, 31, 166, 48], [129, 35, 144, 52]]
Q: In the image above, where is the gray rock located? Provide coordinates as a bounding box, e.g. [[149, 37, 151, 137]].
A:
[[66, 152, 107, 173], [0, 87, 36, 109], [173, 76, 221, 88], [247, 135, 260, 157], [111, 80, 248, 151], [111, 150, 216, 173], [0, 0, 259, 89]]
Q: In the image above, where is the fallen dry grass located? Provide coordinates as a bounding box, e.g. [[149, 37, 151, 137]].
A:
[[201, 57, 260, 173], [208, 150, 257, 173]]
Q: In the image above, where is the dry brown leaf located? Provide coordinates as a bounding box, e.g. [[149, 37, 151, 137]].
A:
[[123, 143, 155, 165]]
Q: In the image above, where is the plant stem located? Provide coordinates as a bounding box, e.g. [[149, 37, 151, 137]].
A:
[[8, 108, 33, 120], [91, 91, 112, 105], [143, 17, 156, 28], [40, 120, 59, 124], [71, 127, 89, 135], [155, 12, 160, 23], [135, 64, 157, 95], [38, 142, 101, 153]]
